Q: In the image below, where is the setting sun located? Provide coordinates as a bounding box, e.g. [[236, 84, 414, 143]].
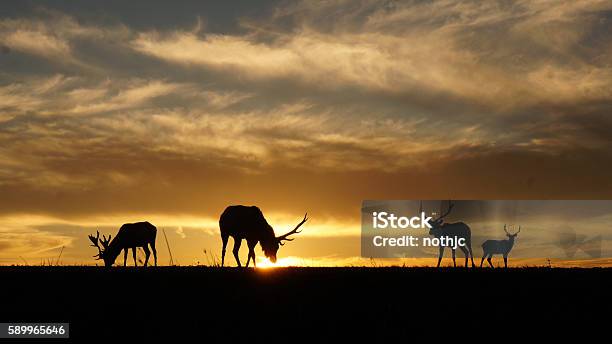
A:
[[256, 256, 305, 269]]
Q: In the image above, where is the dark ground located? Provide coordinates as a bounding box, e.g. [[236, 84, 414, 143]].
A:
[[0, 266, 609, 342]]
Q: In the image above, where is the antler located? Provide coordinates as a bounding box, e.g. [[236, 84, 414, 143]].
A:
[[433, 200, 454, 223], [100, 234, 112, 249], [276, 213, 308, 245], [88, 230, 103, 259], [504, 224, 521, 235]]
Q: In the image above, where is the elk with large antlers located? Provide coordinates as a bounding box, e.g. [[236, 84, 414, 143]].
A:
[[481, 224, 520, 268], [219, 205, 307, 267], [89, 221, 157, 267], [425, 201, 475, 268]]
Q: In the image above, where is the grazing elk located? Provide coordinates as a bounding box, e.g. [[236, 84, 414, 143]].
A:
[[219, 205, 307, 267], [481, 224, 520, 268], [425, 201, 475, 268], [89, 221, 158, 267]]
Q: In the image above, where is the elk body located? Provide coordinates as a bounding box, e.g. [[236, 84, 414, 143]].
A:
[[219, 205, 307, 267], [89, 221, 157, 267], [425, 201, 475, 268], [481, 225, 520, 268]]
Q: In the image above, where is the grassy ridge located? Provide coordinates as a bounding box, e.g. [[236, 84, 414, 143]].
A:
[[0, 267, 607, 340]]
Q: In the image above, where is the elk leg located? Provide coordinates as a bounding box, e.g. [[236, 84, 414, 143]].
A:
[[143, 245, 151, 267], [246, 241, 257, 268], [451, 248, 456, 267], [132, 247, 137, 267], [466, 243, 475, 267], [459, 246, 469, 267], [480, 255, 485, 268], [123, 249, 128, 267], [246, 250, 256, 268], [232, 239, 242, 267], [437, 246, 444, 267], [503, 255, 508, 268], [150, 242, 157, 266], [221, 234, 229, 267], [245, 248, 256, 267], [487, 255, 493, 268]]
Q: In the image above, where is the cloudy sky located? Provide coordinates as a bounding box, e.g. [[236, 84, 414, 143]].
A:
[[1, 0, 611, 266]]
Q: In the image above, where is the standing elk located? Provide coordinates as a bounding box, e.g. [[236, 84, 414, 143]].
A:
[[219, 205, 307, 267], [89, 221, 157, 267], [425, 201, 475, 268], [481, 224, 520, 268]]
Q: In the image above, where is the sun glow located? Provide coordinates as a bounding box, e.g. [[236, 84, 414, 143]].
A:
[[256, 256, 304, 268]]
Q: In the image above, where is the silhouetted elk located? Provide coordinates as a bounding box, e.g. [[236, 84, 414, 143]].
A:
[[425, 201, 475, 268], [88, 221, 157, 267], [481, 224, 520, 268], [219, 205, 307, 267]]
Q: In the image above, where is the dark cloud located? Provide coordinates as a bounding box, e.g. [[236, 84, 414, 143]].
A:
[[0, 0, 281, 32], [0, 141, 611, 221]]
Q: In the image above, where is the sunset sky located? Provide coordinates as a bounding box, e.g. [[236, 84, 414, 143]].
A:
[[1, 1, 611, 266]]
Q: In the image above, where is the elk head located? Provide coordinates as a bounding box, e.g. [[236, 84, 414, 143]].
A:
[[504, 224, 521, 240], [426, 201, 454, 235], [88, 230, 113, 267], [261, 213, 308, 263]]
